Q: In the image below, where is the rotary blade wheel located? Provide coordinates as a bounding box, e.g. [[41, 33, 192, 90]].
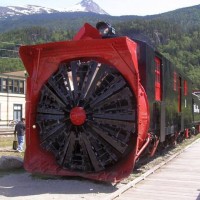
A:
[[36, 60, 137, 172]]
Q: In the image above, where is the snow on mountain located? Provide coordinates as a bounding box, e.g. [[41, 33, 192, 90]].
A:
[[0, 5, 58, 18], [0, 0, 109, 19], [8, 5, 58, 15], [62, 0, 109, 15]]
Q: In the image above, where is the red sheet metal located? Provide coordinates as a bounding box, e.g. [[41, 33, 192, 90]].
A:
[[19, 23, 150, 182]]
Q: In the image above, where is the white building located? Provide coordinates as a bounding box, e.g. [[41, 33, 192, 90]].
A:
[[0, 71, 26, 126]]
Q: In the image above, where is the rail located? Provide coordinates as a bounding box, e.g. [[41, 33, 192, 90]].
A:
[[0, 127, 14, 135]]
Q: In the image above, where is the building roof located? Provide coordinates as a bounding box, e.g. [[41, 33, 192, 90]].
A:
[[1, 70, 26, 78]]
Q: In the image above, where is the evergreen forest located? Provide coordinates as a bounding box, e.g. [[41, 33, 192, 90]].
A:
[[0, 5, 200, 89]]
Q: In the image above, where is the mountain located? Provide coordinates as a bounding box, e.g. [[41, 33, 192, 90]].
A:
[[0, 5, 58, 18], [1, 4, 200, 88], [148, 4, 200, 28], [0, 0, 109, 19], [62, 0, 108, 15]]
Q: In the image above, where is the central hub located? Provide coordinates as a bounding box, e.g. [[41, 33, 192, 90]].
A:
[[70, 107, 86, 126]]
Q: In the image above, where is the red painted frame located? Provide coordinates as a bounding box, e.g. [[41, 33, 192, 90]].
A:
[[155, 57, 162, 101], [19, 23, 150, 182]]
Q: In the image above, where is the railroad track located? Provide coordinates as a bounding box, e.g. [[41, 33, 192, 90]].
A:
[[0, 128, 14, 136], [0, 134, 199, 200]]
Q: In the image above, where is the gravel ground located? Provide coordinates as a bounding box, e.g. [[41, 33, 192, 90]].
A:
[[0, 134, 200, 200], [0, 172, 117, 200]]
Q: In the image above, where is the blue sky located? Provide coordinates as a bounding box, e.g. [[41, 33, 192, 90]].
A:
[[1, 0, 200, 16]]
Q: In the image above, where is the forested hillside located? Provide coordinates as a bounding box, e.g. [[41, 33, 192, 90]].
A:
[[115, 19, 200, 89], [0, 27, 76, 73], [0, 5, 200, 88]]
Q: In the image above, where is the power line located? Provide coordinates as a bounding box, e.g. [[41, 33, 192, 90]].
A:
[[0, 49, 19, 52], [0, 41, 22, 46], [0, 57, 20, 59], [0, 48, 19, 59], [0, 42, 21, 59]]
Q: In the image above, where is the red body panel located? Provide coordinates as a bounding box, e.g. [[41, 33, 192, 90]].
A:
[[155, 57, 161, 101], [19, 23, 150, 182]]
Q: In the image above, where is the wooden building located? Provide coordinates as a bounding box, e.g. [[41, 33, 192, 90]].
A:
[[0, 71, 26, 126]]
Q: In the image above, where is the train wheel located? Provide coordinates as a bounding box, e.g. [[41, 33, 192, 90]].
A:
[[36, 60, 137, 172]]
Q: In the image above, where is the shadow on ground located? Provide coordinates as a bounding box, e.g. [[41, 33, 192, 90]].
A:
[[0, 170, 117, 199]]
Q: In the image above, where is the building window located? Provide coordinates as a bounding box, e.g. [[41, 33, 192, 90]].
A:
[[0, 77, 24, 94], [184, 80, 188, 96], [13, 80, 19, 93], [2, 78, 7, 92], [8, 79, 13, 93], [155, 57, 162, 101], [19, 81, 24, 94], [13, 104, 22, 121]]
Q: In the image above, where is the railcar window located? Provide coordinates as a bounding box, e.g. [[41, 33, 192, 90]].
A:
[[178, 77, 182, 112], [184, 80, 188, 95], [155, 57, 161, 101], [173, 72, 177, 91]]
